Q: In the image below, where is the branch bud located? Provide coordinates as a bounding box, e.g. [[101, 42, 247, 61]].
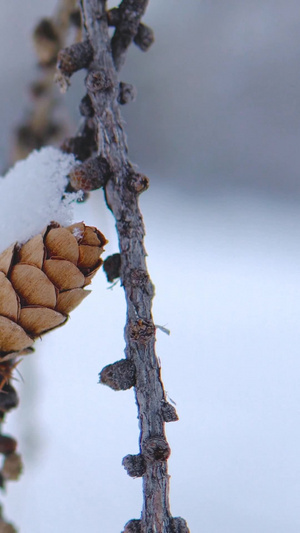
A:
[[118, 82, 136, 105], [2, 452, 23, 481], [69, 156, 111, 191], [161, 401, 179, 423], [0, 436, 17, 456], [134, 24, 155, 52], [0, 518, 17, 533], [143, 436, 171, 462], [33, 18, 60, 66], [127, 172, 149, 194], [57, 41, 93, 77], [107, 8, 120, 27], [0, 384, 19, 414], [103, 253, 121, 282], [99, 359, 136, 391], [69, 10, 81, 28], [169, 517, 191, 533], [122, 520, 141, 533], [122, 454, 146, 478], [61, 134, 96, 162], [86, 69, 114, 93], [79, 94, 95, 117]]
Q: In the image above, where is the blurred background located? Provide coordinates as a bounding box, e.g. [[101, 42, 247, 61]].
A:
[[1, 1, 300, 532]]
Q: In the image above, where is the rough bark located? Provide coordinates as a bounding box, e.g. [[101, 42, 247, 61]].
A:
[[77, 1, 189, 531]]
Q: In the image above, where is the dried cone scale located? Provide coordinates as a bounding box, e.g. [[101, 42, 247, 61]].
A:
[[0, 222, 107, 358]]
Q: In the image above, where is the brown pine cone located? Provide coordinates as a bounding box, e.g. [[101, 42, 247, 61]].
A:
[[0, 222, 107, 359]]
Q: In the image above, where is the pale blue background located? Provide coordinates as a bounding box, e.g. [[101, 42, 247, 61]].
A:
[[0, 1, 300, 532]]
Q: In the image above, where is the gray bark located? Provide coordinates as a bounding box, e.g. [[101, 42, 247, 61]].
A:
[[77, 1, 189, 531]]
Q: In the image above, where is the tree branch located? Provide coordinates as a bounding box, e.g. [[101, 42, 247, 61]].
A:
[[72, 1, 189, 530]]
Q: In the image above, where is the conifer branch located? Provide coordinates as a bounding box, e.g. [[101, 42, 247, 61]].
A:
[[64, 1, 190, 530]]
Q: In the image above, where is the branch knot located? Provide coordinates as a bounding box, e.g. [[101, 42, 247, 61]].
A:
[[142, 436, 171, 463]]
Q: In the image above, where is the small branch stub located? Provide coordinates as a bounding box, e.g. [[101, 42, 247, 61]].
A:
[[99, 359, 136, 391], [143, 436, 171, 463], [122, 454, 146, 478]]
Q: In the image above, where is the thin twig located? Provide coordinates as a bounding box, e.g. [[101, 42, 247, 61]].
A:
[[62, 1, 190, 530]]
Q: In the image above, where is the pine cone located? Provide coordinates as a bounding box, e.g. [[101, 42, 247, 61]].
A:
[[0, 222, 107, 359]]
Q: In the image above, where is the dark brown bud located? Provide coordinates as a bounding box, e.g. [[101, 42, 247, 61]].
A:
[[122, 520, 141, 533], [57, 41, 93, 77], [86, 69, 114, 93], [0, 436, 17, 456], [34, 18, 58, 43], [118, 82, 136, 105], [161, 401, 179, 423], [69, 156, 111, 191], [33, 19, 60, 66], [143, 436, 171, 462], [169, 517, 191, 533], [99, 359, 136, 391], [61, 134, 94, 162], [134, 23, 155, 52], [107, 8, 120, 27], [0, 384, 19, 413], [79, 94, 94, 117], [2, 452, 23, 481], [29, 81, 48, 98], [103, 253, 121, 282], [122, 454, 146, 478], [127, 172, 149, 194], [69, 10, 81, 28], [0, 517, 17, 533]]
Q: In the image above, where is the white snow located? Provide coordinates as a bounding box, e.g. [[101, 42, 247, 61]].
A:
[[0, 147, 79, 254]]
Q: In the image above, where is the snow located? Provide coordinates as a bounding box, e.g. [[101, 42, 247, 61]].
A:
[[0, 147, 79, 254], [4, 186, 300, 533]]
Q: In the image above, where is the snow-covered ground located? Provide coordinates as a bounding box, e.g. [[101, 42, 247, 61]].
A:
[[3, 185, 300, 533]]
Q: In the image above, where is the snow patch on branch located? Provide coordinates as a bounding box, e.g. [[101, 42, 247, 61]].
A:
[[0, 147, 79, 254]]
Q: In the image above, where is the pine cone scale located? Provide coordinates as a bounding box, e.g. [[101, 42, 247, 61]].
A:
[[43, 259, 85, 290], [10, 264, 57, 308], [19, 307, 67, 336], [56, 288, 91, 314], [18, 234, 44, 268], [0, 274, 20, 322], [45, 228, 79, 264], [0, 244, 16, 276], [0, 317, 34, 353]]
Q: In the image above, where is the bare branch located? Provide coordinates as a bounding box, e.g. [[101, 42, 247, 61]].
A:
[[75, 0, 190, 530]]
